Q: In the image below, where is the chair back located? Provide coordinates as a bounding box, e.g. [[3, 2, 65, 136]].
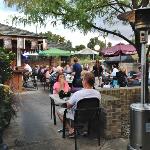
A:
[[75, 98, 100, 123]]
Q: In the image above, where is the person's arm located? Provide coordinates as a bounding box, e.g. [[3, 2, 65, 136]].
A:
[[66, 102, 73, 109], [66, 93, 77, 109], [53, 82, 58, 94]]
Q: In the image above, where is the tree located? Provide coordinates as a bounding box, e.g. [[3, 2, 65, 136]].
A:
[[0, 48, 15, 84], [75, 44, 86, 51], [4, 0, 150, 57], [40, 31, 73, 50], [107, 42, 112, 48], [40, 31, 65, 44], [87, 37, 105, 50]]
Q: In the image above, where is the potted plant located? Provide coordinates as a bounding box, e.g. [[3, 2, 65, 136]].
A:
[[0, 47, 15, 149]]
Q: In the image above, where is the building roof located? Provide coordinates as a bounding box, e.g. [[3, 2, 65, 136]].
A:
[[0, 23, 46, 39]]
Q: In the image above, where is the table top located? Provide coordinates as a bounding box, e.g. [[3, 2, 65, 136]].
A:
[[49, 94, 70, 104]]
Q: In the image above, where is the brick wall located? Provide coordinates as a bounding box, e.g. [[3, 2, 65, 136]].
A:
[[99, 87, 142, 139]]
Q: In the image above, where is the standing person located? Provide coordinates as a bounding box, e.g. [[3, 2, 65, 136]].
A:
[[93, 59, 103, 87], [116, 67, 127, 87], [111, 64, 119, 78], [72, 57, 82, 87], [57, 72, 101, 136], [111, 64, 119, 87]]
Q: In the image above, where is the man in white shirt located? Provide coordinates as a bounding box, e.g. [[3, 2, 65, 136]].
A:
[[57, 72, 101, 136], [111, 64, 119, 77], [24, 62, 32, 73]]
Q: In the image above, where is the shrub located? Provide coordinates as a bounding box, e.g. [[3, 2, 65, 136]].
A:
[[0, 47, 15, 84], [0, 84, 16, 130]]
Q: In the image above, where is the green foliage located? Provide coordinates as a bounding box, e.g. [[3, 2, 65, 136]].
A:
[[0, 85, 16, 130], [0, 47, 15, 84], [79, 56, 91, 65], [107, 42, 112, 48], [95, 55, 102, 60], [40, 31, 65, 43], [4, 0, 150, 56], [87, 37, 105, 50], [75, 44, 86, 51], [40, 31, 73, 51]]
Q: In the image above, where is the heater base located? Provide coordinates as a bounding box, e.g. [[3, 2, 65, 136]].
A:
[[127, 144, 137, 150]]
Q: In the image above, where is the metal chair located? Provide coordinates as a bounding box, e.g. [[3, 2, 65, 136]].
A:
[[62, 97, 101, 150]]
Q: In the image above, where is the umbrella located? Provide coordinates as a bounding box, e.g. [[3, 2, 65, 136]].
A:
[[39, 48, 71, 57], [74, 48, 99, 60], [101, 43, 137, 56]]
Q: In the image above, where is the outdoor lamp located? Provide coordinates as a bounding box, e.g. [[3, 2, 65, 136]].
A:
[[94, 45, 100, 51], [128, 7, 150, 150]]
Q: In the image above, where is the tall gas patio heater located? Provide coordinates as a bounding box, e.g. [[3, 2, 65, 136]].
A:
[[128, 8, 150, 150]]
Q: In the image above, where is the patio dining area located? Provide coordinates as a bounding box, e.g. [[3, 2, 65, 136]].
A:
[[3, 83, 130, 150], [3, 79, 146, 150]]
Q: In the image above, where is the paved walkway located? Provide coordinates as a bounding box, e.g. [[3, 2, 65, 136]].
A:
[[3, 85, 128, 150]]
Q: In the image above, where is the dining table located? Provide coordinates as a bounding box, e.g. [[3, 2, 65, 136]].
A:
[[49, 94, 70, 125]]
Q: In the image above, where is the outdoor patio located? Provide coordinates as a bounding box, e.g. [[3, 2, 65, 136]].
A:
[[3, 84, 128, 150]]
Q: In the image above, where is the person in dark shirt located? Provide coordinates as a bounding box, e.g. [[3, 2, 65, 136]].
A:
[[72, 57, 82, 87], [93, 59, 103, 87], [116, 67, 127, 87]]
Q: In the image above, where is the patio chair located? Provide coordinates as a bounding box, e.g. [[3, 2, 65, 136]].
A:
[[43, 77, 50, 90], [62, 97, 101, 150]]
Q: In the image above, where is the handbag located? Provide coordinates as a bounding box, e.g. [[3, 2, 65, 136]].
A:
[[58, 90, 71, 99]]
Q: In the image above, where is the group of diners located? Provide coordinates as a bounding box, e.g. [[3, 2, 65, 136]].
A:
[[53, 72, 101, 138], [23, 57, 149, 90], [36, 57, 90, 93]]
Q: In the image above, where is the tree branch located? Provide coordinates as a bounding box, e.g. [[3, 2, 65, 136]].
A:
[[90, 23, 136, 47], [110, 5, 123, 14]]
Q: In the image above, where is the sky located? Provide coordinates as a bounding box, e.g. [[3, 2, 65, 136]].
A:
[[0, 0, 132, 48]]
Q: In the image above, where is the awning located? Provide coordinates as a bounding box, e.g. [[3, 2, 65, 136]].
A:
[[39, 48, 71, 57], [75, 48, 99, 55]]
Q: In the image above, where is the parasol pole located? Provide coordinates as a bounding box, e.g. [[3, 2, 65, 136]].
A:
[[93, 54, 94, 60]]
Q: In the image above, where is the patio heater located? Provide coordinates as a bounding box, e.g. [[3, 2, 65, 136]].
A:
[[128, 8, 150, 150]]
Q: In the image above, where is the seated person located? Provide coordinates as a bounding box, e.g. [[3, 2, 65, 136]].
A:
[[64, 64, 72, 74], [53, 73, 70, 94], [49, 66, 63, 88], [57, 72, 101, 136], [128, 66, 141, 86], [23, 62, 32, 82]]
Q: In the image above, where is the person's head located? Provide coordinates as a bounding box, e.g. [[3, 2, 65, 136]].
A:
[[138, 66, 141, 72], [56, 66, 63, 73], [113, 64, 117, 69], [82, 72, 95, 88], [23, 61, 28, 66], [56, 73, 65, 82], [119, 67, 126, 73], [73, 57, 78, 63], [95, 59, 100, 64]]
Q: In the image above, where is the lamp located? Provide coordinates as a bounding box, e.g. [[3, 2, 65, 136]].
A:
[[94, 45, 100, 51]]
